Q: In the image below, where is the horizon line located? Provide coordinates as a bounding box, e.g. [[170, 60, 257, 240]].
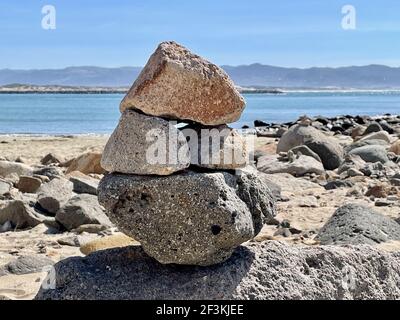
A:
[[1, 63, 400, 71]]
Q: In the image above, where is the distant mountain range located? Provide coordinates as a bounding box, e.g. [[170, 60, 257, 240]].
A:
[[1, 64, 400, 89]]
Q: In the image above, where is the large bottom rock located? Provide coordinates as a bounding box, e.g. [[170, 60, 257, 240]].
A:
[[98, 168, 276, 266], [35, 241, 400, 300]]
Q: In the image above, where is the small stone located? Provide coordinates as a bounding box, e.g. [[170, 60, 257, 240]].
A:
[[57, 235, 80, 247], [363, 122, 382, 135], [358, 131, 391, 144], [348, 145, 389, 164], [389, 140, 400, 155], [41, 153, 64, 165], [365, 185, 388, 198], [375, 200, 393, 207], [347, 168, 364, 177], [289, 145, 322, 163], [56, 194, 112, 231], [34, 167, 63, 180], [120, 41, 245, 125], [37, 177, 74, 215], [68, 171, 99, 195], [66, 152, 105, 175], [324, 180, 354, 190], [80, 234, 139, 255], [0, 179, 11, 196], [17, 176, 42, 193], [0, 161, 33, 178], [0, 200, 55, 229], [258, 154, 325, 177], [1, 255, 54, 275], [71, 224, 109, 234]]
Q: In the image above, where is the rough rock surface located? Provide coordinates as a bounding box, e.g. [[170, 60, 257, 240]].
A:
[[257, 154, 324, 177], [101, 110, 190, 175], [289, 145, 322, 163], [98, 169, 276, 266], [345, 139, 389, 153], [0, 200, 55, 229], [66, 152, 105, 175], [68, 171, 99, 195], [348, 145, 389, 164], [0, 255, 54, 275], [56, 194, 112, 231], [358, 131, 391, 143], [37, 178, 74, 215], [317, 204, 400, 245], [35, 241, 400, 300], [120, 41, 245, 125], [0, 161, 33, 178], [389, 140, 400, 155], [0, 179, 11, 196], [277, 124, 343, 170], [183, 125, 248, 169], [17, 176, 42, 193]]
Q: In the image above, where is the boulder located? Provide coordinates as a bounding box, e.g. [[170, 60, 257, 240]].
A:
[[357, 131, 391, 144], [0, 255, 54, 275], [345, 139, 389, 153], [33, 167, 63, 180], [0, 161, 33, 178], [277, 124, 343, 170], [324, 180, 354, 190], [56, 194, 112, 231], [0, 200, 55, 229], [183, 125, 247, 170], [337, 154, 366, 174], [41, 153, 64, 165], [257, 154, 324, 177], [68, 171, 99, 195], [303, 140, 343, 170], [389, 140, 400, 155], [316, 203, 400, 245], [37, 178, 74, 215], [0, 179, 11, 196], [66, 152, 105, 175], [120, 41, 245, 125], [363, 122, 382, 135], [289, 145, 322, 163], [98, 169, 276, 266], [35, 241, 400, 300], [348, 145, 389, 164], [101, 110, 190, 175], [17, 176, 42, 193]]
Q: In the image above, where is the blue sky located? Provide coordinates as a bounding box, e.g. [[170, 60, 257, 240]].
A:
[[0, 0, 399, 69]]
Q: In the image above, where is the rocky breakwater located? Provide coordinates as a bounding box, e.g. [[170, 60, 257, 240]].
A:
[[98, 41, 276, 266]]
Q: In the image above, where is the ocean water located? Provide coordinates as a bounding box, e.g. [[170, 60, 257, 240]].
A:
[[1, 91, 400, 134]]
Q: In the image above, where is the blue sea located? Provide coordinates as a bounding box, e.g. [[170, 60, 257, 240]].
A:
[[1, 91, 400, 134]]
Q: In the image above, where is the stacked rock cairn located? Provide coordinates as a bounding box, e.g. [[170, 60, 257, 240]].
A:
[[98, 41, 276, 266]]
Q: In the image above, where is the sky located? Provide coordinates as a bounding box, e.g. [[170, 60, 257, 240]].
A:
[[0, 0, 400, 69]]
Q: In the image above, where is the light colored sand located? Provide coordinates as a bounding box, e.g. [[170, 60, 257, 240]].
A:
[[0, 134, 109, 165]]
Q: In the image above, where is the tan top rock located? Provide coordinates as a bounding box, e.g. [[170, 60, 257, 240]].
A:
[[120, 41, 245, 125]]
